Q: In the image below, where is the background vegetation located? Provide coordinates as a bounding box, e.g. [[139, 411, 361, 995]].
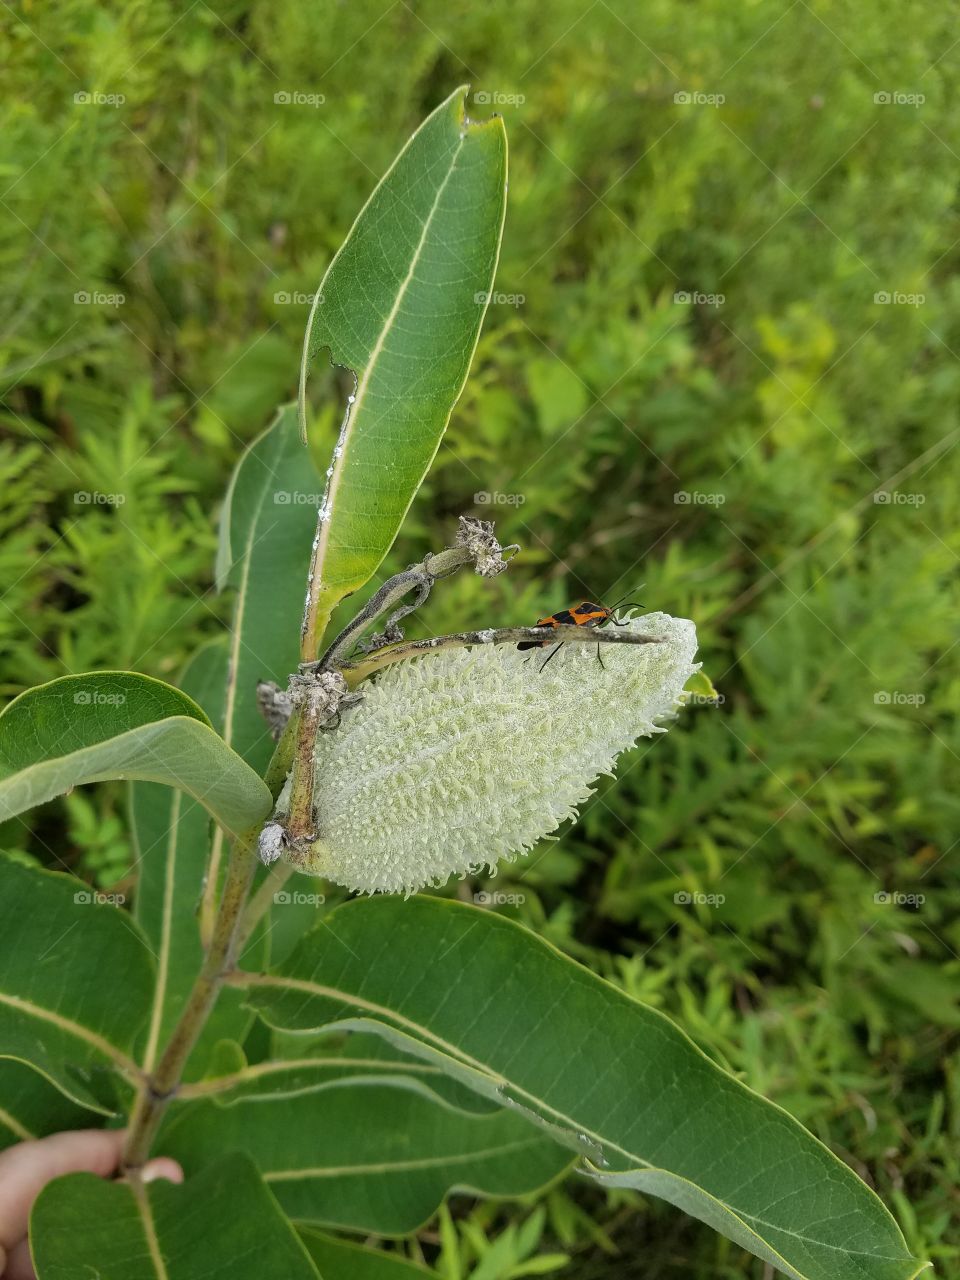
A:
[[1, 1, 957, 1275]]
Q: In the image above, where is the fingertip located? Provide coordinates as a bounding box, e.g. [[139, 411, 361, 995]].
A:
[[140, 1157, 184, 1185]]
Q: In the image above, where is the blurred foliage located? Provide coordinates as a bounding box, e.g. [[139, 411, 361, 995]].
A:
[[1, 0, 958, 1274]]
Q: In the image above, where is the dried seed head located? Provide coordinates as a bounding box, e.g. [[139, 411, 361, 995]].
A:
[[454, 515, 518, 577], [279, 612, 698, 895]]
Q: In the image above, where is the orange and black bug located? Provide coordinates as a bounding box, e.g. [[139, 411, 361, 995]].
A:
[[518, 591, 644, 671]]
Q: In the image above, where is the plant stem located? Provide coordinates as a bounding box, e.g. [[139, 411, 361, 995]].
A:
[[341, 624, 665, 683], [237, 860, 294, 952], [122, 827, 259, 1170]]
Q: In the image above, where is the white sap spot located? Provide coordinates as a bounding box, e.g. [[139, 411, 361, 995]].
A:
[[347, 394, 356, 404]]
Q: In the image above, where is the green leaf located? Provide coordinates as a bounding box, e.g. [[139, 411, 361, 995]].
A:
[[216, 403, 322, 772], [682, 669, 721, 702], [243, 897, 926, 1280], [298, 86, 507, 649], [161, 1080, 571, 1235], [299, 1228, 435, 1279], [30, 1152, 320, 1280], [131, 642, 265, 1079], [0, 672, 271, 838], [0, 859, 153, 1109], [181, 1030, 496, 1115], [0, 1059, 100, 1151]]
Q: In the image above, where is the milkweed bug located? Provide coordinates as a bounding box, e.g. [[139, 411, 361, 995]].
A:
[[518, 590, 644, 671]]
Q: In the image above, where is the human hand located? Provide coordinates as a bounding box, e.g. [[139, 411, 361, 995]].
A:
[[0, 1129, 182, 1279]]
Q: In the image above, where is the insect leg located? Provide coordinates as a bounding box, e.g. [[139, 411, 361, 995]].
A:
[[538, 642, 563, 672]]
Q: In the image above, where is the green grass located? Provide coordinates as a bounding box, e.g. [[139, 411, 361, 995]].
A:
[[1, 1, 958, 1274]]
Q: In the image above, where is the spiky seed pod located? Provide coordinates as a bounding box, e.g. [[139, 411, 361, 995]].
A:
[[279, 612, 698, 895]]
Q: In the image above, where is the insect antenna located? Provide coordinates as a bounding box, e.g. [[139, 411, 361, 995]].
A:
[[606, 583, 645, 624]]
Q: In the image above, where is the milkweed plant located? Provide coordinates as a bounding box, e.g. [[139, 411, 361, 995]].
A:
[[0, 89, 926, 1280]]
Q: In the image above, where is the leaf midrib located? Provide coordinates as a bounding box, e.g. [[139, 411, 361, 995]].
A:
[[309, 132, 467, 599], [264, 1135, 545, 1181], [129, 1177, 170, 1280]]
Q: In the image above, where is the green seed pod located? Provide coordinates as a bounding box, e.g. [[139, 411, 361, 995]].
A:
[[281, 612, 698, 895]]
